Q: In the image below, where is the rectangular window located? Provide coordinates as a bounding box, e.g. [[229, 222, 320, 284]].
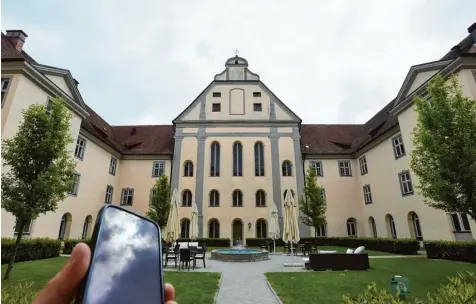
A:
[[109, 157, 117, 175], [450, 213, 471, 232], [212, 103, 221, 112], [359, 156, 368, 175], [392, 135, 406, 159], [68, 173, 80, 195], [75, 137, 87, 160], [310, 160, 323, 177], [338, 160, 352, 176], [1, 77, 11, 108], [212, 92, 221, 97], [398, 171, 414, 196], [253, 103, 262, 112], [316, 224, 326, 237], [152, 161, 165, 177], [363, 184, 372, 204], [121, 188, 134, 205], [149, 188, 157, 206], [321, 188, 326, 205], [105, 185, 113, 204], [14, 218, 32, 235], [45, 98, 53, 114], [253, 92, 261, 97]]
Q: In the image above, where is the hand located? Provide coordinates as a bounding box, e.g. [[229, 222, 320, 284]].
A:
[[33, 242, 177, 304]]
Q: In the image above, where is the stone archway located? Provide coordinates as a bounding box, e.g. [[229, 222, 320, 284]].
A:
[[58, 213, 72, 240], [231, 218, 243, 245]]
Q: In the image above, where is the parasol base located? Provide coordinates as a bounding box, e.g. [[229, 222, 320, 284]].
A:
[[283, 263, 304, 267]]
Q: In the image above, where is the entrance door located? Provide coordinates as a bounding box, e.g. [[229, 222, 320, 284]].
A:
[[232, 219, 243, 246]]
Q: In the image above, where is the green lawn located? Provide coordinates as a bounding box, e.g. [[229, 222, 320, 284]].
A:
[[1, 257, 220, 304], [266, 258, 476, 303]]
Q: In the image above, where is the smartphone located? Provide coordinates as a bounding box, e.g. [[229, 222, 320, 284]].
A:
[[76, 205, 165, 304]]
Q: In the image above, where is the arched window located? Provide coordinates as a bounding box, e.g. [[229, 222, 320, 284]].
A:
[[256, 219, 267, 238], [283, 189, 295, 199], [368, 216, 377, 238], [209, 190, 220, 207], [254, 142, 265, 176], [255, 190, 266, 207], [282, 160, 293, 176], [82, 215, 93, 239], [58, 213, 72, 240], [209, 219, 220, 238], [183, 161, 194, 177], [210, 142, 220, 176], [181, 218, 190, 238], [232, 190, 243, 207], [346, 218, 357, 237], [386, 214, 397, 239], [408, 212, 423, 240], [182, 190, 192, 207], [233, 142, 243, 176]]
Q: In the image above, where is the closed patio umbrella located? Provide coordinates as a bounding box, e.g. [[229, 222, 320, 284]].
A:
[[269, 202, 280, 254], [190, 202, 199, 241], [163, 188, 180, 244], [283, 189, 301, 267]]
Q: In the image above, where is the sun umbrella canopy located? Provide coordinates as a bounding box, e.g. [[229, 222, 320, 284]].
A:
[[269, 202, 280, 240], [190, 202, 199, 240], [163, 188, 180, 243], [283, 189, 300, 244]]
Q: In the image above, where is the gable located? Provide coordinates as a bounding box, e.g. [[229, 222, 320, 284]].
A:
[[32, 63, 87, 110], [393, 59, 452, 107]]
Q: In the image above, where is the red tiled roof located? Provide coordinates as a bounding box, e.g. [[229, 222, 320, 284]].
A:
[[1, 33, 36, 63], [111, 125, 174, 155], [300, 124, 363, 154]]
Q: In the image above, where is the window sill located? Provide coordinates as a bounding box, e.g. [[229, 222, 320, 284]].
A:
[[109, 172, 116, 176], [453, 231, 472, 234], [120, 203, 133, 206], [339, 175, 353, 177], [361, 172, 368, 176], [395, 154, 406, 160], [364, 202, 372, 205], [231, 206, 243, 207], [255, 205, 267, 207], [401, 192, 414, 197], [181, 205, 192, 208], [68, 193, 78, 197], [74, 156, 84, 161], [208, 205, 220, 207]]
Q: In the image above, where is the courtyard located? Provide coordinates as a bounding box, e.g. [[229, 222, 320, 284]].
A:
[[2, 246, 475, 304]]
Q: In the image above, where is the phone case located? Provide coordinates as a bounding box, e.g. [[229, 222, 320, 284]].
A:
[[75, 205, 165, 304]]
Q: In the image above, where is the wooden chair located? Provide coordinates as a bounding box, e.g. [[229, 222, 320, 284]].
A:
[[179, 248, 195, 271]]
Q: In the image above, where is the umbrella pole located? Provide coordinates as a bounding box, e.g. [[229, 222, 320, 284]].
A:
[[273, 239, 276, 254]]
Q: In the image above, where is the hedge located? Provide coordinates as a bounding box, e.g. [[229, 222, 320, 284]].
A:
[[62, 238, 91, 254], [1, 238, 61, 264], [424, 240, 476, 263], [246, 236, 420, 255], [173, 238, 230, 247]]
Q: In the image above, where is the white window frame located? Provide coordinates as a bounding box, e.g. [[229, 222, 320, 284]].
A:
[[109, 157, 117, 175], [1, 77, 12, 108], [105, 185, 113, 204], [152, 161, 165, 177], [398, 171, 414, 196], [338, 160, 352, 177], [68, 173, 80, 196], [14, 218, 33, 236], [310, 160, 323, 177], [346, 219, 357, 237], [320, 188, 326, 205], [449, 213, 471, 232], [363, 184, 372, 204], [75, 137, 87, 160], [121, 188, 134, 205], [392, 135, 406, 159], [359, 156, 368, 175], [182, 190, 193, 207], [209, 190, 220, 207]]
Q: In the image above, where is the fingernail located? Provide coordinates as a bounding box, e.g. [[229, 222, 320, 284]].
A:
[[70, 244, 80, 263]]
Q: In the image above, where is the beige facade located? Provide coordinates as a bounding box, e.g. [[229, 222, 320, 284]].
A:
[[2, 29, 476, 243]]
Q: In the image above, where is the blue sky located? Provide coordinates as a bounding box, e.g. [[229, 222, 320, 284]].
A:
[[2, 0, 475, 125]]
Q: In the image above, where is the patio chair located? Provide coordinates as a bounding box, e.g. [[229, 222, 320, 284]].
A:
[[194, 244, 206, 268], [179, 248, 195, 272], [164, 244, 180, 268]]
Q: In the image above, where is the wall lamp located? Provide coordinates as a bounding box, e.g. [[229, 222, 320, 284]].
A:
[[248, 222, 252, 230]]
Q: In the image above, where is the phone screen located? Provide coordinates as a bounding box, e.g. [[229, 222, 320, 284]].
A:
[[81, 206, 163, 304]]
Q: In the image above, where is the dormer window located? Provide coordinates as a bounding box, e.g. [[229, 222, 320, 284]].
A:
[[253, 92, 261, 97], [213, 92, 221, 98]]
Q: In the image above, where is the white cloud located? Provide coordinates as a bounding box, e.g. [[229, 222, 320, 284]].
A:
[[2, 0, 474, 125]]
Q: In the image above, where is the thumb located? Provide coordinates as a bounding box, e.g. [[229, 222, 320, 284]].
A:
[[33, 243, 91, 304]]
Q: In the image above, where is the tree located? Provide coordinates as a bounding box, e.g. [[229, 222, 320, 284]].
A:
[[147, 174, 172, 229], [299, 165, 327, 238], [2, 98, 77, 280], [410, 74, 476, 222]]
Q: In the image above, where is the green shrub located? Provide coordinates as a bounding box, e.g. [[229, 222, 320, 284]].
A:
[[246, 238, 285, 247], [1, 238, 61, 264], [1, 282, 37, 304], [246, 237, 420, 255], [425, 240, 476, 263], [342, 272, 476, 304], [62, 238, 91, 254], [174, 238, 230, 247]]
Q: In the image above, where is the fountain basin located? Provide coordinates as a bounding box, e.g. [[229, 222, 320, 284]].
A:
[[211, 248, 269, 262]]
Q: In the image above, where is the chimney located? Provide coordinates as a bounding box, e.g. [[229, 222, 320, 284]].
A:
[[5, 30, 28, 52], [131, 127, 137, 135]]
